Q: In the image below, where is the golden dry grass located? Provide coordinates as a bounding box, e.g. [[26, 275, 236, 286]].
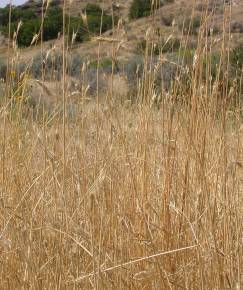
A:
[[0, 0, 242, 289], [0, 98, 242, 289]]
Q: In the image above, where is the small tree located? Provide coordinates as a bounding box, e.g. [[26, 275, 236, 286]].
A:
[[129, 0, 168, 20], [129, 0, 151, 20], [85, 4, 113, 34]]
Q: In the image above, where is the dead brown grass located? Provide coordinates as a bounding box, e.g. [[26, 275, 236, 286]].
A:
[[0, 0, 242, 289]]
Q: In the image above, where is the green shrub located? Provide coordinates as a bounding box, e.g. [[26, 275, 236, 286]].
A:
[[0, 4, 113, 47], [43, 7, 63, 41], [0, 6, 41, 46], [68, 16, 88, 43], [85, 4, 113, 34], [0, 6, 35, 26], [89, 57, 113, 72], [18, 18, 41, 46], [129, 0, 152, 20], [0, 7, 64, 46], [129, 0, 173, 20], [85, 3, 102, 15]]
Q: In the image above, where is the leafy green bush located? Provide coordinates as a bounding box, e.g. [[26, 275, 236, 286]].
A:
[[0, 6, 41, 46], [89, 57, 115, 74], [68, 15, 88, 43], [129, 0, 173, 20], [129, 0, 152, 20], [0, 6, 63, 46], [0, 6, 35, 26], [43, 7, 63, 41], [17, 18, 41, 46], [0, 4, 113, 47], [85, 4, 113, 34]]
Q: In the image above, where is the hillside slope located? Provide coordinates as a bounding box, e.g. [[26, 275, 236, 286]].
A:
[[0, 0, 242, 64]]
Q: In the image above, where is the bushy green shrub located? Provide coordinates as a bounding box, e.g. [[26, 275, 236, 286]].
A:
[[0, 6, 35, 26], [85, 4, 113, 34], [0, 6, 64, 46], [129, 0, 173, 20], [129, 0, 152, 20], [17, 18, 41, 46], [0, 6, 40, 46], [43, 7, 63, 41], [0, 4, 113, 47], [68, 16, 88, 43], [89, 57, 117, 74]]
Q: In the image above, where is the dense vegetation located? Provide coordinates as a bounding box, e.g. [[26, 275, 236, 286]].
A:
[[129, 0, 174, 20], [0, 3, 113, 46], [85, 3, 113, 34], [129, 0, 152, 19]]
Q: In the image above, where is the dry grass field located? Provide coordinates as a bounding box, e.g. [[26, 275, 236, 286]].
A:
[[0, 0, 242, 289]]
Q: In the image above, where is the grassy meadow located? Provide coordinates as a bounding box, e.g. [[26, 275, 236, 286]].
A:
[[0, 0, 242, 289]]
